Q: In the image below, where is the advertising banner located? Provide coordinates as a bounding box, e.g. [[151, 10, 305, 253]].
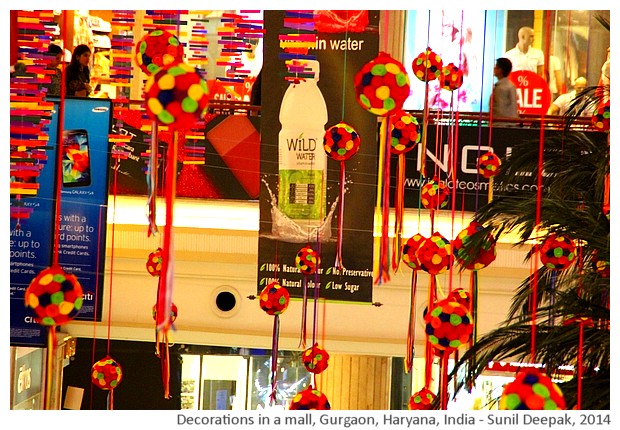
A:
[[10, 97, 111, 346], [258, 11, 380, 303]]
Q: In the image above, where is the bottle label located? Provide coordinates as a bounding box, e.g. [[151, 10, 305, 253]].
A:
[[278, 169, 324, 220]]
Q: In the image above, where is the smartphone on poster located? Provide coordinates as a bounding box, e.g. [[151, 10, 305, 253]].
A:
[[62, 129, 91, 187]]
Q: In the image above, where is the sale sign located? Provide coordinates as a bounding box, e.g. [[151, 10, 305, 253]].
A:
[[509, 70, 552, 116]]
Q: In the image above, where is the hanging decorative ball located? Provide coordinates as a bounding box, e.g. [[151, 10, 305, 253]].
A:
[[91, 356, 123, 390], [477, 151, 502, 179], [152, 303, 178, 324], [144, 62, 209, 130], [448, 288, 471, 309], [295, 246, 320, 275], [424, 296, 473, 352], [402, 233, 427, 270], [323, 122, 361, 162], [302, 343, 330, 374], [440, 63, 464, 91], [412, 47, 443, 82], [135, 29, 184, 76], [540, 234, 576, 270], [146, 247, 163, 277], [354, 51, 411, 116], [389, 110, 421, 155], [452, 221, 497, 270], [591, 102, 610, 132], [24, 265, 84, 326], [592, 251, 610, 278], [420, 178, 449, 210], [408, 387, 437, 410], [289, 386, 331, 410], [499, 368, 566, 410], [416, 232, 452, 275], [259, 281, 290, 316]]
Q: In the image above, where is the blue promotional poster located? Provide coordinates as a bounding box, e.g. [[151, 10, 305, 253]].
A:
[[10, 97, 112, 347]]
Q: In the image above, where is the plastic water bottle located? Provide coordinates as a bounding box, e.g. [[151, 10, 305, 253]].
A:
[[278, 60, 328, 234]]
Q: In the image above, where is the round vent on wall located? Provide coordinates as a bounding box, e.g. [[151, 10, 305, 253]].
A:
[[211, 285, 241, 318]]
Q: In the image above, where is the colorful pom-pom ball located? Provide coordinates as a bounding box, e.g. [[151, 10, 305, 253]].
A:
[[152, 303, 178, 323], [24, 265, 84, 326], [289, 386, 331, 410], [416, 232, 452, 275], [259, 282, 290, 316], [420, 178, 449, 210], [402, 233, 426, 270], [477, 151, 502, 179], [424, 296, 473, 352], [412, 47, 443, 82], [499, 368, 566, 410], [295, 246, 320, 275], [448, 288, 471, 309], [323, 122, 361, 162], [91, 356, 123, 390], [135, 29, 184, 76], [592, 251, 610, 278], [591, 102, 610, 132], [354, 52, 411, 116], [302, 343, 330, 374], [144, 62, 209, 130], [440, 63, 464, 91], [389, 110, 421, 155], [146, 248, 163, 277], [408, 387, 436, 410], [540, 234, 576, 270], [452, 221, 497, 270]]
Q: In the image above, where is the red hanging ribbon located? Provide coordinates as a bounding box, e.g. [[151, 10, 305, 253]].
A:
[[334, 161, 346, 271], [405, 270, 418, 374], [392, 154, 406, 270]]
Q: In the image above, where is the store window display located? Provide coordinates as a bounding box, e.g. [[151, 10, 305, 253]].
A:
[[503, 26, 544, 78]]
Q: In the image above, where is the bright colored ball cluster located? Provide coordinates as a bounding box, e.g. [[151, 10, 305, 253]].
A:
[[91, 356, 123, 390], [289, 387, 331, 410], [420, 179, 449, 210], [452, 222, 497, 271], [302, 343, 330, 374], [416, 232, 452, 275], [500, 368, 566, 410], [448, 288, 471, 309], [259, 282, 290, 316], [412, 47, 443, 82], [592, 252, 610, 278], [152, 303, 178, 323], [146, 248, 163, 277], [540, 234, 576, 270], [135, 29, 184, 76], [389, 111, 421, 155], [440, 63, 463, 91], [408, 388, 436, 410], [477, 151, 502, 179], [591, 102, 610, 132], [323, 122, 361, 162], [402, 233, 426, 270], [424, 297, 473, 352], [144, 63, 209, 130], [24, 266, 83, 326], [295, 246, 319, 275], [354, 52, 411, 116]]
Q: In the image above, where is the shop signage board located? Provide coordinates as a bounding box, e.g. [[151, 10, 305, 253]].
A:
[[10, 97, 111, 346], [509, 70, 552, 116], [257, 11, 380, 303]]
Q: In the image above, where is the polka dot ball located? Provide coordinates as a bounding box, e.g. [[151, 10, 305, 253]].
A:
[[259, 282, 290, 316], [416, 232, 452, 275], [146, 248, 163, 277], [323, 122, 361, 162], [420, 179, 449, 210], [24, 266, 84, 326], [91, 356, 123, 390], [402, 233, 426, 270], [354, 52, 411, 116], [412, 47, 443, 82], [144, 62, 209, 130], [540, 234, 576, 270], [500, 368, 566, 410], [477, 151, 502, 179], [591, 102, 610, 132], [408, 387, 436, 410], [424, 296, 473, 352], [295, 246, 320, 275], [152, 302, 178, 324], [452, 221, 497, 271], [290, 387, 331, 410], [302, 343, 330, 374], [389, 110, 421, 155], [135, 29, 184, 76], [448, 288, 471, 309], [440, 63, 464, 91]]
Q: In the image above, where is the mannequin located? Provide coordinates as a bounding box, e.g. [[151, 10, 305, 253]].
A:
[[547, 77, 591, 116], [503, 27, 545, 78]]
